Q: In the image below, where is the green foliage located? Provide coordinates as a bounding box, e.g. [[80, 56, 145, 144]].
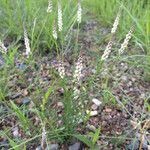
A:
[[0, 0, 78, 54], [84, 0, 150, 51], [41, 81, 55, 112], [73, 128, 101, 149], [10, 101, 30, 131]]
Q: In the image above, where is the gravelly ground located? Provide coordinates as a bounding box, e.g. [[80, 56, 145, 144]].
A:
[[0, 19, 150, 150]]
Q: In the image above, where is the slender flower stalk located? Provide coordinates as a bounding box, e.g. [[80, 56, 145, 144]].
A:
[[73, 55, 83, 100], [58, 61, 65, 79], [119, 26, 134, 55], [73, 87, 80, 100], [41, 126, 47, 149], [53, 21, 58, 39], [111, 8, 121, 34], [24, 28, 31, 57], [47, 0, 53, 13], [58, 0, 63, 32], [73, 55, 83, 83], [101, 40, 113, 61], [0, 40, 7, 53], [77, 0, 82, 24]]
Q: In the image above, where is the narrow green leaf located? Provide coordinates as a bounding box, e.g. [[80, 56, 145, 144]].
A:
[[73, 134, 93, 148]]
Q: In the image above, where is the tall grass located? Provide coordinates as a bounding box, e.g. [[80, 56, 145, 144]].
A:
[[0, 0, 78, 55], [84, 0, 150, 52]]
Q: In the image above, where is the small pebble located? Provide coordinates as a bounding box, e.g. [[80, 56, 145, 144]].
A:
[[46, 144, 59, 150], [69, 142, 81, 150], [86, 110, 98, 116], [92, 98, 102, 106], [91, 104, 98, 110], [22, 97, 30, 105], [57, 102, 64, 107], [105, 108, 112, 113], [86, 124, 96, 131]]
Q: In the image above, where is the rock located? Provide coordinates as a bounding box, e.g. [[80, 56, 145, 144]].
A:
[[12, 126, 21, 137], [86, 124, 96, 131], [127, 133, 149, 150], [23, 89, 28, 96], [0, 140, 9, 148], [105, 108, 112, 113], [11, 92, 22, 99], [36, 144, 59, 150], [92, 98, 102, 106], [46, 144, 59, 150], [69, 142, 81, 150], [16, 63, 27, 70], [57, 102, 64, 107], [86, 110, 98, 116], [101, 121, 107, 126], [22, 97, 30, 105], [91, 104, 98, 110], [36, 146, 42, 150]]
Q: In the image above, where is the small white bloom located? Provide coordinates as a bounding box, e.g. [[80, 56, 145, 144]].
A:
[[0, 40, 7, 53], [111, 10, 121, 34], [41, 126, 47, 149], [101, 40, 113, 61], [119, 26, 134, 55], [73, 56, 83, 83], [24, 28, 31, 57], [77, 0, 82, 24], [58, 0, 63, 31], [47, 0, 53, 13], [58, 61, 65, 79], [53, 22, 57, 39], [73, 87, 80, 100]]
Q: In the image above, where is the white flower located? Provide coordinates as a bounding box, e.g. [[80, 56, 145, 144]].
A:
[[47, 0, 53, 13], [119, 26, 134, 55], [77, 0, 82, 24], [101, 40, 113, 61], [53, 22, 57, 39], [41, 126, 47, 149], [58, 0, 63, 31], [73, 56, 83, 83], [58, 61, 65, 79], [73, 87, 80, 100], [111, 10, 121, 34], [0, 40, 7, 53], [24, 28, 31, 57]]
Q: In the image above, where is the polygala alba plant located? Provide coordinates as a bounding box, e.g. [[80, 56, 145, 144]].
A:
[[24, 28, 31, 57], [119, 26, 134, 55], [58, 0, 63, 32], [111, 8, 121, 34], [101, 8, 121, 61], [73, 55, 83, 83], [101, 40, 113, 61], [0, 40, 7, 53], [47, 0, 53, 13], [53, 21, 58, 39], [58, 61, 65, 79], [73, 55, 83, 99], [77, 0, 82, 24]]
